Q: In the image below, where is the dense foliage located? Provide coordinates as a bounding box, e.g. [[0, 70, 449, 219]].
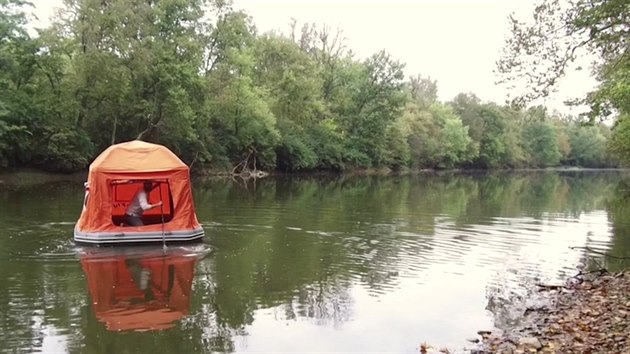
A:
[[497, 0, 629, 165], [0, 0, 619, 173]]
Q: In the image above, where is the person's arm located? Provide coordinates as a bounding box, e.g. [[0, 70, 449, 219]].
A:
[[138, 191, 162, 211]]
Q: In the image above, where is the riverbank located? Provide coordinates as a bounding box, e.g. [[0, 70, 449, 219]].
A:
[[468, 269, 630, 353], [0, 169, 86, 186], [3, 166, 629, 183]]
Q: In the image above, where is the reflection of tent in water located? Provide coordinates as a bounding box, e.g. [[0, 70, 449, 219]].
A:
[[80, 247, 203, 331]]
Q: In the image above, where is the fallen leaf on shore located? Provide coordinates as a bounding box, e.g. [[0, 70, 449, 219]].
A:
[[471, 270, 630, 353]]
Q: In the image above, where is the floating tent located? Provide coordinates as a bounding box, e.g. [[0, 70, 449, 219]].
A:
[[74, 140, 204, 244]]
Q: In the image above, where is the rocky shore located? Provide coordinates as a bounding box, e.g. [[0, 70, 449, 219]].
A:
[[469, 269, 630, 354]]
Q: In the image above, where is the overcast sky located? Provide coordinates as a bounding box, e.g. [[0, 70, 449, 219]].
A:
[[29, 0, 596, 115]]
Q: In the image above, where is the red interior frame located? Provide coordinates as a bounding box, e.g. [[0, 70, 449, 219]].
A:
[[109, 179, 174, 226]]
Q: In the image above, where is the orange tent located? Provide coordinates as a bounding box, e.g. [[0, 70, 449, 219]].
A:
[[80, 251, 197, 331], [74, 140, 204, 244]]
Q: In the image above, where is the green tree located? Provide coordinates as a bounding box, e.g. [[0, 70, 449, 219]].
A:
[[1, 0, 620, 173], [0, 0, 94, 172], [431, 103, 476, 168], [567, 123, 609, 167], [497, 0, 629, 162], [522, 121, 562, 167], [0, 0, 37, 167], [402, 96, 476, 169], [401, 101, 439, 168], [608, 114, 630, 166], [252, 34, 324, 171], [341, 50, 406, 167], [408, 75, 438, 109], [46, 0, 211, 164], [498, 107, 529, 168], [476, 105, 510, 168], [451, 96, 510, 168], [204, 10, 280, 169], [206, 52, 280, 169]]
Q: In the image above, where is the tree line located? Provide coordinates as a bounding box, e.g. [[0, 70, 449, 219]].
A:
[[0, 0, 625, 173]]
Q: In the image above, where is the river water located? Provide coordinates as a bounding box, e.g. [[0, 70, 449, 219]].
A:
[[1, 170, 629, 353]]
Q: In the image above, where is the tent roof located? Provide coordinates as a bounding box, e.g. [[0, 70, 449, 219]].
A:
[[90, 140, 187, 173]]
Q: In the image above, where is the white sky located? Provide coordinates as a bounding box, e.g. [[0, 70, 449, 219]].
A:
[[29, 0, 597, 115]]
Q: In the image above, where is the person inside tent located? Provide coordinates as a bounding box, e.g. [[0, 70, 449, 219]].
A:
[[124, 181, 163, 226]]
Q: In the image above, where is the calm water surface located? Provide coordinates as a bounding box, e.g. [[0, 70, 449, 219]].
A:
[[1, 171, 630, 353]]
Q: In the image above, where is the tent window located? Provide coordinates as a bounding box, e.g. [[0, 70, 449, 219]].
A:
[[110, 179, 174, 226]]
